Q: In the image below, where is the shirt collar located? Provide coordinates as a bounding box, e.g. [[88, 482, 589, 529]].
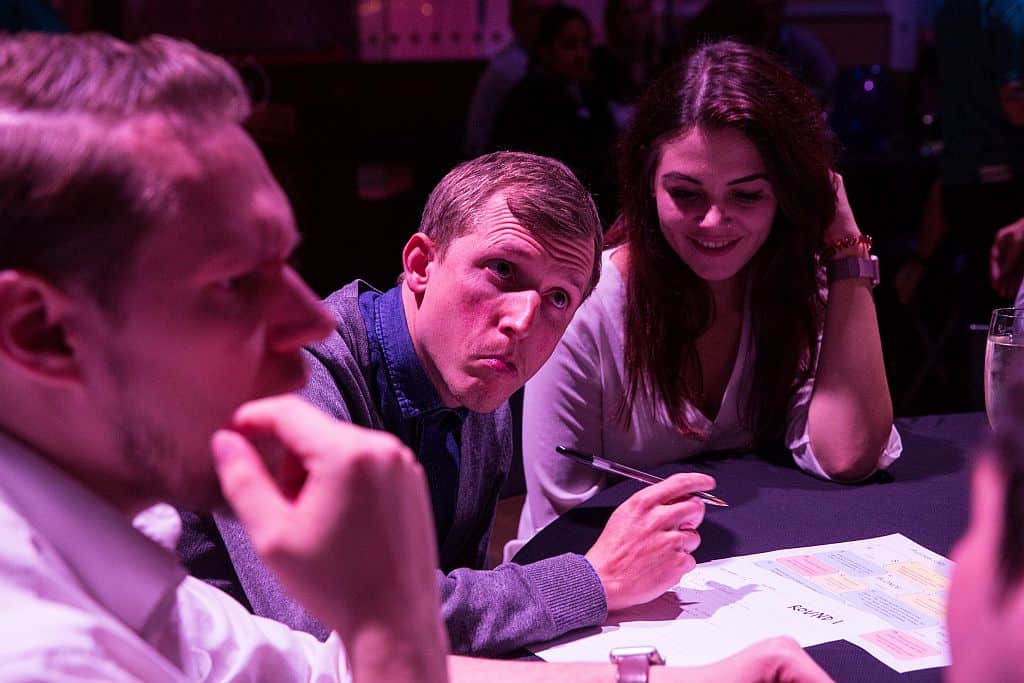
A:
[[370, 285, 457, 420], [0, 429, 186, 638]]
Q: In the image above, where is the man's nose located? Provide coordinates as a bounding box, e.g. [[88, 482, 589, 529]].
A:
[[499, 290, 542, 337], [267, 267, 333, 352]]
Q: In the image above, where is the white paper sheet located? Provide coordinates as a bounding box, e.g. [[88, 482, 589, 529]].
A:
[[529, 534, 952, 673]]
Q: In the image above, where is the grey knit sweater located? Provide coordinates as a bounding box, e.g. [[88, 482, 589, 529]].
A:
[[190, 282, 607, 656]]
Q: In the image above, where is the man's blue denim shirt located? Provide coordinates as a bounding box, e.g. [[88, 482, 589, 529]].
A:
[[358, 284, 466, 544]]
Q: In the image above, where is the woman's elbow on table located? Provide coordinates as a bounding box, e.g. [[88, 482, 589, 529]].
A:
[[820, 452, 879, 483], [807, 391, 893, 482], [813, 427, 890, 482]]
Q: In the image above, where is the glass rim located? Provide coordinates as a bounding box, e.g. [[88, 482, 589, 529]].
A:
[[990, 308, 1024, 336], [991, 307, 1024, 320]]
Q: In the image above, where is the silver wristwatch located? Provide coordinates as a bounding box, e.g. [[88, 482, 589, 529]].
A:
[[826, 255, 880, 288], [609, 646, 665, 683]]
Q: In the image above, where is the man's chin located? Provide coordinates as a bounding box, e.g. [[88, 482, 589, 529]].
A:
[[263, 356, 311, 399], [458, 385, 517, 414]]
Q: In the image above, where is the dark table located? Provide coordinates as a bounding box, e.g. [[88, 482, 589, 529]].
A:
[[513, 413, 986, 682]]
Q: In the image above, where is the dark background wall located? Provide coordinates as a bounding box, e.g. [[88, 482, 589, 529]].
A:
[[35, 0, 963, 414]]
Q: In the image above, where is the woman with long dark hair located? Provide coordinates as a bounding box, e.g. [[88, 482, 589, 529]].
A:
[[512, 40, 900, 549]]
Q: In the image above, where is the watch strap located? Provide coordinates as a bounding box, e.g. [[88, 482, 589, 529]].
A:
[[614, 654, 651, 683], [610, 647, 665, 683], [826, 255, 880, 288]]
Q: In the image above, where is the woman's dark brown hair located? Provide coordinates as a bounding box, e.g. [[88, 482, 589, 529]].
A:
[[609, 40, 837, 443]]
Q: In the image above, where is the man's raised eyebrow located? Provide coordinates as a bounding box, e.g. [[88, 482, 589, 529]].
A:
[[563, 269, 587, 295], [487, 242, 586, 294], [541, 251, 588, 295]]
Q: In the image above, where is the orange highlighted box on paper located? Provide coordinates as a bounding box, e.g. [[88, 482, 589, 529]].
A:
[[886, 562, 949, 591], [812, 573, 866, 593], [777, 555, 837, 577], [899, 593, 946, 621], [861, 629, 941, 659]]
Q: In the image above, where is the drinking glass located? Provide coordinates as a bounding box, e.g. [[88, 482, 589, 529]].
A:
[[985, 308, 1024, 428]]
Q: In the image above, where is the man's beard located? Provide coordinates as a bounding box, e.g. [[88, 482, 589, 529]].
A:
[[113, 405, 225, 512]]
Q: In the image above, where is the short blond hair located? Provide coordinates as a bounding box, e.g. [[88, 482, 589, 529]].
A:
[[419, 151, 603, 297]]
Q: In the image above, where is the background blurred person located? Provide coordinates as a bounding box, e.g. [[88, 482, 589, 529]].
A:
[[890, 0, 1024, 411], [593, 0, 662, 127], [463, 0, 557, 157], [490, 5, 619, 222], [0, 0, 64, 32], [682, 0, 837, 103], [933, 0, 1024, 322]]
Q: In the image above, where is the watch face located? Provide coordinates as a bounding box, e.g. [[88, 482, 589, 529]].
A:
[[610, 645, 665, 664], [827, 255, 880, 287], [610, 646, 665, 683], [610, 646, 655, 658]]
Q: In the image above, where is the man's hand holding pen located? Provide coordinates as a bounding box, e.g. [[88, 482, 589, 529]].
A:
[[584, 472, 718, 612], [555, 445, 729, 506]]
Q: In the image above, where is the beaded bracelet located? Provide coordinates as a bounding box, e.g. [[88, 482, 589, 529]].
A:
[[820, 234, 872, 262]]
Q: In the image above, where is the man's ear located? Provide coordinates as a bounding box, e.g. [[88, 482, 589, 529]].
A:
[[0, 270, 79, 383], [401, 232, 437, 295]]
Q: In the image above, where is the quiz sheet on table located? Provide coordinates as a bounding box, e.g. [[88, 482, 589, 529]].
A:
[[530, 534, 951, 673]]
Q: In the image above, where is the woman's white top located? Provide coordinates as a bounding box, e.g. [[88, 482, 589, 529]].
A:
[[508, 249, 902, 559]]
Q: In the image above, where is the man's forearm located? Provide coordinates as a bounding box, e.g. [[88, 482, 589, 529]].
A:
[[449, 655, 610, 683], [348, 625, 448, 683]]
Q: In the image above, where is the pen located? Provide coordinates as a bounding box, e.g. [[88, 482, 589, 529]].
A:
[[555, 445, 729, 507]]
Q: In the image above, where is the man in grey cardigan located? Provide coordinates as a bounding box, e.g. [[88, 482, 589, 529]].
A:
[[181, 152, 715, 656]]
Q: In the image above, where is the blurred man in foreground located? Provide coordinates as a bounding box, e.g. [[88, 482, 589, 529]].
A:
[[947, 376, 1024, 682]]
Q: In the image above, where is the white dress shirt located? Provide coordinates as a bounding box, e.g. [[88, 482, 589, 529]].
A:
[[510, 249, 903, 557], [0, 429, 350, 682]]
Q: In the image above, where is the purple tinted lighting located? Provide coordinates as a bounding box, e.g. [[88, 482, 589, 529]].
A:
[[863, 80, 875, 93]]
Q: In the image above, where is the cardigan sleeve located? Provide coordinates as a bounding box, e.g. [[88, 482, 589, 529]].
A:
[[438, 553, 607, 656]]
